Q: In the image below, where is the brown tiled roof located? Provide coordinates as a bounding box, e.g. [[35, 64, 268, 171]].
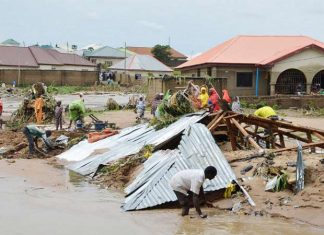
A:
[[45, 49, 95, 66], [30, 46, 62, 65], [0, 46, 38, 67], [0, 45, 96, 68], [127, 46, 187, 59]]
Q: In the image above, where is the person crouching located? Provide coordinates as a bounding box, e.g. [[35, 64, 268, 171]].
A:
[[23, 125, 52, 155], [170, 166, 217, 218]]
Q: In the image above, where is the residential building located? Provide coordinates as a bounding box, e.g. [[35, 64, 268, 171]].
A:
[[109, 54, 173, 85], [126, 46, 187, 68], [83, 46, 132, 69], [177, 36, 324, 96], [0, 45, 97, 85]]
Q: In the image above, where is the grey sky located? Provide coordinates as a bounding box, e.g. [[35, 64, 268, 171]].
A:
[[1, 0, 324, 56]]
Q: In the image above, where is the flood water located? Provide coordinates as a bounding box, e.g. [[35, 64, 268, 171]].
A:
[[0, 159, 323, 235]]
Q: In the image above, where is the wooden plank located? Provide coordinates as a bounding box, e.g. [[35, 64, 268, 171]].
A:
[[225, 118, 237, 151], [242, 115, 324, 136], [277, 129, 310, 143], [223, 113, 242, 119], [207, 111, 223, 128], [279, 134, 285, 148], [313, 132, 324, 141], [306, 132, 315, 153], [231, 118, 263, 151], [212, 130, 228, 136], [208, 113, 225, 131], [272, 141, 324, 153]]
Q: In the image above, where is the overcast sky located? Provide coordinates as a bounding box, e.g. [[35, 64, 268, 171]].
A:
[[1, 0, 324, 56]]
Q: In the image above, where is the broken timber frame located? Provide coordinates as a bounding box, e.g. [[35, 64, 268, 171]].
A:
[[208, 111, 324, 153]]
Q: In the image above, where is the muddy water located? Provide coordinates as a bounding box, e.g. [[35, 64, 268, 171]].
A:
[[0, 159, 323, 235]]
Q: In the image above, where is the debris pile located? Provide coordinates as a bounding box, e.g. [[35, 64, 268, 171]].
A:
[[6, 83, 56, 129]]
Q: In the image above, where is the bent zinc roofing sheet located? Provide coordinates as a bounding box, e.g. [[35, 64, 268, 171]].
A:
[[122, 123, 236, 211], [177, 35, 324, 69], [67, 112, 207, 176]]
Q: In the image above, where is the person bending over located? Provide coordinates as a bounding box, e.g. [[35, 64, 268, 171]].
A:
[[170, 166, 217, 218]]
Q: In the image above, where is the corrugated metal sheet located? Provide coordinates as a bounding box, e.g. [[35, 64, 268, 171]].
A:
[[68, 112, 207, 176], [122, 123, 236, 211]]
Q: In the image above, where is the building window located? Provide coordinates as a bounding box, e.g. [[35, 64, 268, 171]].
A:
[[197, 69, 201, 77], [237, 72, 253, 87], [207, 67, 212, 76], [90, 58, 97, 63], [105, 61, 113, 67], [135, 74, 142, 80]]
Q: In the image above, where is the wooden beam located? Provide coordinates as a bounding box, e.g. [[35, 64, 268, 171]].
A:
[[231, 118, 263, 151], [225, 118, 237, 151], [207, 111, 223, 129], [277, 129, 310, 143], [272, 141, 324, 153], [306, 132, 315, 153], [279, 134, 285, 148], [243, 115, 324, 136], [313, 132, 324, 141], [208, 112, 225, 131]]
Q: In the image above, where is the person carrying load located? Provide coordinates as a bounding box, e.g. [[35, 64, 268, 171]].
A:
[[68, 100, 86, 129]]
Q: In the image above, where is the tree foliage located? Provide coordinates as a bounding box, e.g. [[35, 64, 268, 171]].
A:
[[151, 44, 172, 65]]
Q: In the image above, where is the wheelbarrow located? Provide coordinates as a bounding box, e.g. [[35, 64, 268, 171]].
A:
[[89, 114, 116, 131]]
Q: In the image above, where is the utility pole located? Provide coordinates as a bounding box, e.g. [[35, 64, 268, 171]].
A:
[[124, 42, 127, 80]]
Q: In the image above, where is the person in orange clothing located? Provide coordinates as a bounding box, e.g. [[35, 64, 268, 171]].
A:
[[208, 88, 220, 112], [34, 96, 44, 124], [222, 89, 231, 104]]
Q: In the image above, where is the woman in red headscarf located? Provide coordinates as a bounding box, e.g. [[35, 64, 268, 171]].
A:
[[208, 88, 220, 112], [222, 89, 231, 104]]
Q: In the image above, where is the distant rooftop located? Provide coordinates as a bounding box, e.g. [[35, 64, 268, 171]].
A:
[[0, 45, 95, 67], [84, 46, 132, 58], [1, 38, 20, 46], [110, 54, 173, 72], [127, 46, 187, 59]]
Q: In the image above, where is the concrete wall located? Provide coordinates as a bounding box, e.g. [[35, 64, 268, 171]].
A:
[[0, 69, 98, 86], [270, 48, 324, 94], [39, 65, 96, 71], [180, 66, 269, 96]]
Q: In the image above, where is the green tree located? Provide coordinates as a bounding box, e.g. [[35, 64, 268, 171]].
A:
[[151, 44, 172, 65]]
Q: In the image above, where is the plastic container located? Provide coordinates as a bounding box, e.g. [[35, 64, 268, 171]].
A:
[[94, 122, 106, 131]]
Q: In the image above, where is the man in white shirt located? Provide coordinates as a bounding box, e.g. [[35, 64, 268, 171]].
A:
[[170, 166, 217, 218]]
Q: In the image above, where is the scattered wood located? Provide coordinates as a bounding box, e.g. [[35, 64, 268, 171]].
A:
[[208, 111, 324, 153]]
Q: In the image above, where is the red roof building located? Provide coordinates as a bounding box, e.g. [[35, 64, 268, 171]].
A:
[[177, 36, 324, 96]]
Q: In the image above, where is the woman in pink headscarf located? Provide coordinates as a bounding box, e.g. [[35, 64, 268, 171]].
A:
[[222, 89, 231, 104], [208, 88, 220, 112]]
